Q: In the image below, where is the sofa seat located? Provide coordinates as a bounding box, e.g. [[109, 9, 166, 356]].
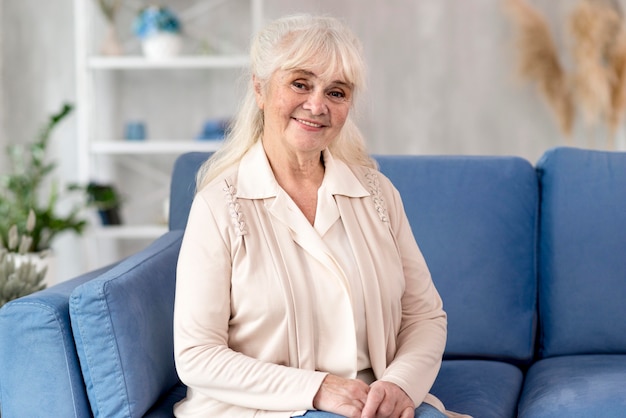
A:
[[518, 354, 626, 417], [431, 360, 523, 418]]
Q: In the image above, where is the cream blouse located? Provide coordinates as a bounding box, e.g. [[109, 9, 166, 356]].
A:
[[296, 167, 371, 382]]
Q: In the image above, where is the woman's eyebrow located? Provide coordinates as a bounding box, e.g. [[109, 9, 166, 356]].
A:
[[290, 69, 352, 89], [290, 69, 316, 78], [330, 80, 353, 89]]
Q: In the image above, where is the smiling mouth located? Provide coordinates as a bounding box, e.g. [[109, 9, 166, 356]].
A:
[[295, 118, 324, 128]]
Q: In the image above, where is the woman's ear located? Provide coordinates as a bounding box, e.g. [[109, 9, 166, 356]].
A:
[[252, 75, 264, 110]]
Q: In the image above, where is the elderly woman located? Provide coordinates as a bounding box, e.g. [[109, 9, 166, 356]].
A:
[[174, 14, 469, 418]]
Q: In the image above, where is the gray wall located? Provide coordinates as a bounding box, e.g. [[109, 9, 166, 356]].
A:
[[2, 0, 624, 279], [1, 0, 79, 281], [266, 0, 557, 158], [0, 0, 4, 170]]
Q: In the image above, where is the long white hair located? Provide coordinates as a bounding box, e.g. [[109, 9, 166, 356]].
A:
[[196, 14, 375, 191]]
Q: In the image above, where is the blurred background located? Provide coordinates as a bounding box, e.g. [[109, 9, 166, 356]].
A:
[[1, 0, 625, 281]]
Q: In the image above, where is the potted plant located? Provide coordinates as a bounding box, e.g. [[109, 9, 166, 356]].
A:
[[133, 5, 183, 59], [85, 182, 123, 226], [0, 212, 47, 307], [0, 103, 87, 285]]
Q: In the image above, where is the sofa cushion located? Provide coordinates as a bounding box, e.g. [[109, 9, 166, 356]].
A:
[[518, 354, 626, 417], [376, 155, 538, 363], [70, 231, 183, 418], [537, 147, 626, 358], [0, 267, 109, 418], [431, 360, 523, 418]]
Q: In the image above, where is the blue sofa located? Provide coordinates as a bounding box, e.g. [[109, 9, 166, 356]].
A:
[[1, 146, 626, 417]]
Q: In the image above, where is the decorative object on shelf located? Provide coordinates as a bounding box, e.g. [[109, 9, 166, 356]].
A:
[[0, 103, 87, 257], [0, 215, 47, 307], [85, 183, 123, 226], [124, 120, 147, 141], [96, 0, 124, 56], [195, 118, 229, 141], [133, 5, 183, 59], [506, 0, 626, 149]]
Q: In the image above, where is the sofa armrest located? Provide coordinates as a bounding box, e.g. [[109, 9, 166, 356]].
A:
[[0, 265, 112, 418], [70, 230, 184, 418]]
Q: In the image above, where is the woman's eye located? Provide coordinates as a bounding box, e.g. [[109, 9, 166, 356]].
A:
[[328, 90, 350, 102], [292, 81, 307, 90]]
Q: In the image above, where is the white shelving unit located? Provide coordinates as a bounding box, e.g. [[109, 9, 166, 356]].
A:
[[74, 0, 263, 268]]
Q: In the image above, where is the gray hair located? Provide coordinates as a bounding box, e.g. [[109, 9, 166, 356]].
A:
[[196, 14, 374, 190]]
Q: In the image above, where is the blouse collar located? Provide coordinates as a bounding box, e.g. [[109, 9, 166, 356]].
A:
[[236, 141, 369, 200]]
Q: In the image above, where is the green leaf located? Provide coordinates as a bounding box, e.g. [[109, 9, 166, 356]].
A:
[[0, 102, 89, 252]]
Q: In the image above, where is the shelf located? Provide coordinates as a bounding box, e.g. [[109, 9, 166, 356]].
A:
[[90, 140, 223, 154], [88, 55, 249, 70], [74, 0, 263, 268], [92, 225, 168, 239]]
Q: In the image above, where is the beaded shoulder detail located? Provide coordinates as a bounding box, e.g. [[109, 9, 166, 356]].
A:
[[365, 170, 389, 223], [223, 179, 247, 236]]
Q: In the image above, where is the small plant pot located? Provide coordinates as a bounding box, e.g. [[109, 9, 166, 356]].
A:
[[98, 207, 122, 226], [141, 32, 182, 59], [86, 183, 123, 225]]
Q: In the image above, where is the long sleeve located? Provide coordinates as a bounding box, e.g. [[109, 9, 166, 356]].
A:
[[173, 192, 327, 414]]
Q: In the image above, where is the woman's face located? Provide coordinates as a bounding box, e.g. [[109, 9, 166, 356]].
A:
[[254, 65, 353, 158]]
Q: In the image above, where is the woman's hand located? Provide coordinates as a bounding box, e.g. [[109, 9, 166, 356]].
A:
[[313, 374, 370, 418], [361, 380, 415, 418]]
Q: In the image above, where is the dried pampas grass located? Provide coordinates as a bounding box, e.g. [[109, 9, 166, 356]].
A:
[[569, 0, 620, 126], [505, 0, 574, 136], [608, 26, 626, 137], [506, 0, 626, 148]]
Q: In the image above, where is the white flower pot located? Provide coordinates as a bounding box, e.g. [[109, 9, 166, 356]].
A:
[[12, 251, 56, 287], [141, 32, 182, 60]]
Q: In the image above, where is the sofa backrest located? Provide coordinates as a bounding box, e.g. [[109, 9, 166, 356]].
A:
[[537, 147, 626, 358], [169, 152, 212, 231], [69, 231, 184, 418], [376, 155, 538, 364]]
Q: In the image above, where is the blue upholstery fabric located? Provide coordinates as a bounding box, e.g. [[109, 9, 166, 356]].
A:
[[430, 360, 523, 418], [376, 156, 538, 363], [518, 355, 626, 417], [0, 267, 109, 418], [144, 382, 187, 418], [537, 147, 626, 358], [169, 152, 211, 231], [69, 231, 183, 418]]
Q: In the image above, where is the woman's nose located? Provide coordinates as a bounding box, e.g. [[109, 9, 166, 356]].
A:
[[303, 90, 328, 115]]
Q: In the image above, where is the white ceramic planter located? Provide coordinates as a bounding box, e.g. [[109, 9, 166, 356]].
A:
[[12, 251, 56, 287], [141, 32, 183, 60]]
